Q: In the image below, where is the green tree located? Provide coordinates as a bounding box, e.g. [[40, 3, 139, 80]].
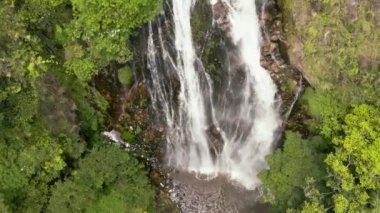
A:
[[325, 104, 380, 212], [301, 88, 348, 139], [0, 194, 10, 213], [61, 0, 162, 82], [259, 132, 328, 212], [48, 144, 155, 213], [0, 0, 162, 211]]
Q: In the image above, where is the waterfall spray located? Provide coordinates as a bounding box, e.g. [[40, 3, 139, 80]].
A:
[[147, 0, 281, 189]]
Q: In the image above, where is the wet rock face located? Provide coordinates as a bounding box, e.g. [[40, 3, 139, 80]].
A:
[[115, 1, 304, 211], [260, 1, 308, 120], [209, 0, 302, 119], [259, 1, 293, 80], [134, 1, 304, 156], [206, 125, 224, 157], [212, 1, 232, 39], [94, 68, 127, 123]]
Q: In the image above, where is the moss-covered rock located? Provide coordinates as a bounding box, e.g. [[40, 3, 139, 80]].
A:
[[279, 0, 380, 104], [118, 66, 134, 86], [192, 0, 226, 89]]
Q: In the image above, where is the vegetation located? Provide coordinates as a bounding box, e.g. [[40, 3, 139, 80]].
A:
[[259, 132, 328, 211], [48, 145, 155, 213], [62, 0, 161, 82], [0, 0, 161, 212], [260, 0, 380, 212], [280, 0, 379, 91], [1, 0, 378, 212]]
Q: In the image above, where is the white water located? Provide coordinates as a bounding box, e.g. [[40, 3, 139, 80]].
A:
[[217, 0, 280, 188], [169, 0, 216, 173], [147, 0, 281, 190]]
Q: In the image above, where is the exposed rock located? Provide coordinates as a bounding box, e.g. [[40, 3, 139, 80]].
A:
[[209, 0, 304, 121], [259, 0, 312, 124], [94, 67, 128, 123], [206, 125, 224, 157], [212, 0, 232, 39]]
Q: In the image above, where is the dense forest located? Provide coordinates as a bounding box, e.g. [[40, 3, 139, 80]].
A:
[[259, 0, 380, 212], [0, 0, 379, 213], [0, 0, 161, 212]]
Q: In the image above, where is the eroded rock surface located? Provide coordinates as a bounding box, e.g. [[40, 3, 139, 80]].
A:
[[210, 0, 303, 120]]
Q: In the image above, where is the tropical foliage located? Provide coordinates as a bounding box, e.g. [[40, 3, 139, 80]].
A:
[[260, 0, 380, 212], [0, 0, 161, 212]]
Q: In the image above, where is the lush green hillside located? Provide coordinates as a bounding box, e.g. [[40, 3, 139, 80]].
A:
[[0, 0, 161, 212], [259, 0, 380, 212], [0, 0, 378, 212]]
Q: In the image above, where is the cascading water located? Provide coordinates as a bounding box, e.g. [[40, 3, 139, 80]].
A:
[[147, 0, 281, 190]]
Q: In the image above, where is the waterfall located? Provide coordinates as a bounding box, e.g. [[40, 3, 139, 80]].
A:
[[147, 0, 281, 190]]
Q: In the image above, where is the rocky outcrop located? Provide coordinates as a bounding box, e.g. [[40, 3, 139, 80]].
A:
[[211, 1, 231, 39], [278, 0, 380, 90], [206, 125, 224, 157], [209, 0, 304, 120], [258, 0, 307, 120]]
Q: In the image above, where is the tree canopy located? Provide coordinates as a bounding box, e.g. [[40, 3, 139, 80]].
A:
[[48, 145, 155, 213], [0, 0, 161, 212], [61, 0, 162, 81], [261, 1, 380, 212], [325, 104, 380, 212], [259, 132, 328, 212]]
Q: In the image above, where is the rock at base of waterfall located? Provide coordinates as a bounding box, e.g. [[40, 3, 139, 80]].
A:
[[206, 125, 224, 158]]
